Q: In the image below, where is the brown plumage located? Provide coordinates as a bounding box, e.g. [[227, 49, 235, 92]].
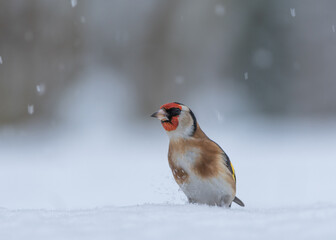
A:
[[151, 102, 244, 207]]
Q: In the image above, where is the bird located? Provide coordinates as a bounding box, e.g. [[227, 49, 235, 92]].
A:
[[151, 102, 244, 207]]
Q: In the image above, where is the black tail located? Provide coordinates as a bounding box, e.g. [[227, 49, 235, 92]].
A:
[[233, 196, 245, 207]]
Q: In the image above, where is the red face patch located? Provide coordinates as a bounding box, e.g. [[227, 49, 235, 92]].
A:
[[160, 102, 182, 110], [160, 102, 182, 131], [161, 116, 179, 131]]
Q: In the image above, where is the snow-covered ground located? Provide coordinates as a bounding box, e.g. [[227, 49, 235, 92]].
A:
[[1, 74, 336, 239], [1, 204, 336, 240], [1, 116, 336, 239]]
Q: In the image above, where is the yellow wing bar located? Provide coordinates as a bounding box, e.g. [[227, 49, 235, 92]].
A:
[[230, 161, 236, 182]]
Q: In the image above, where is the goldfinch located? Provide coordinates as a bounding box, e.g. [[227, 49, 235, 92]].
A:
[[151, 102, 244, 207]]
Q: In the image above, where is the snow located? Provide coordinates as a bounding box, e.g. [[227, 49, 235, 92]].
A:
[[332, 25, 335, 33], [1, 70, 336, 239], [215, 4, 225, 16], [1, 204, 336, 240], [175, 75, 185, 84], [0, 56, 3, 64], [27, 104, 34, 115], [215, 110, 223, 122], [290, 8, 296, 17], [244, 72, 248, 80], [1, 114, 335, 239], [71, 0, 77, 8], [36, 83, 46, 96]]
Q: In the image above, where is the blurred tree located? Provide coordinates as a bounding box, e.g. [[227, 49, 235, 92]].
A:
[[1, 0, 336, 126], [0, 0, 83, 123]]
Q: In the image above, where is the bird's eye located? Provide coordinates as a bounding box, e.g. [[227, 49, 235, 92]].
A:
[[169, 108, 181, 116]]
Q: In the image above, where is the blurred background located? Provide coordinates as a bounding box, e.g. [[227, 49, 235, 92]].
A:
[[0, 0, 335, 209]]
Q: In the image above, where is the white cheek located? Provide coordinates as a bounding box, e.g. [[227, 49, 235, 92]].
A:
[[166, 114, 193, 139], [181, 106, 189, 111]]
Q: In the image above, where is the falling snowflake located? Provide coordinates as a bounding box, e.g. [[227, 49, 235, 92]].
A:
[[290, 8, 296, 17], [332, 25, 335, 33], [71, 0, 77, 8], [175, 76, 185, 85], [244, 72, 248, 80], [28, 105, 34, 115], [215, 110, 223, 123], [215, 4, 225, 16], [0, 56, 3, 64], [36, 83, 46, 96]]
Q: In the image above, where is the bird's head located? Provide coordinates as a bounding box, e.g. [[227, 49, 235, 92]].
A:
[[151, 102, 197, 138]]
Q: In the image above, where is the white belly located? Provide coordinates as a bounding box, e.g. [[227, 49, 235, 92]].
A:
[[173, 149, 234, 207], [179, 174, 234, 207]]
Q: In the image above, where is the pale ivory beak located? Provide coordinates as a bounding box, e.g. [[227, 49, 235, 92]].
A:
[[151, 108, 168, 121]]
